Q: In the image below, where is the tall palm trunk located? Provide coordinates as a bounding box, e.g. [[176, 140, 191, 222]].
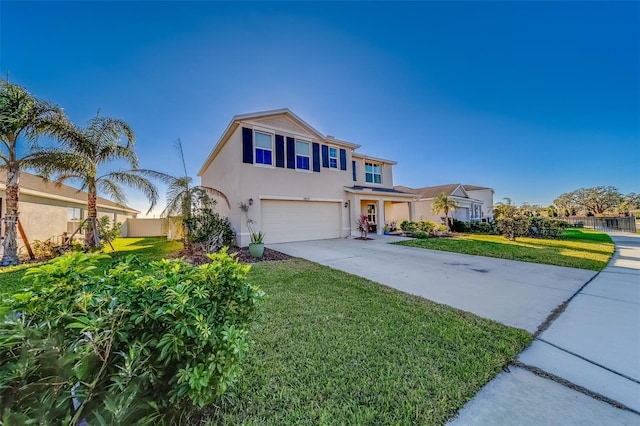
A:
[[1, 161, 20, 266], [85, 181, 101, 249]]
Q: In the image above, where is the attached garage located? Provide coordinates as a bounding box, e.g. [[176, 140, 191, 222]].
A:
[[261, 199, 341, 244]]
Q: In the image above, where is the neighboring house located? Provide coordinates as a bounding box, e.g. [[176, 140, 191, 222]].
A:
[[0, 169, 139, 254], [198, 109, 416, 246], [393, 183, 495, 223]]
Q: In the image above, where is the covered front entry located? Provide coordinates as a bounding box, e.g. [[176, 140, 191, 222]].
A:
[[344, 186, 417, 236], [261, 199, 341, 244]]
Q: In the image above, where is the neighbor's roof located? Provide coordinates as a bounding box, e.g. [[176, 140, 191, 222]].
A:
[[394, 183, 494, 199], [198, 108, 363, 176], [0, 169, 140, 214], [396, 183, 463, 199], [463, 185, 493, 192]]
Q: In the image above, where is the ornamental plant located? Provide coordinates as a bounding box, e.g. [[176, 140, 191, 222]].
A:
[[0, 250, 263, 425]]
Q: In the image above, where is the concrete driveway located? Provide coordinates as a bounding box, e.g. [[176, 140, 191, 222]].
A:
[[269, 236, 595, 332]]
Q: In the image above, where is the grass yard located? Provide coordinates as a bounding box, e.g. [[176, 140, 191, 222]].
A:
[[395, 229, 614, 271], [1, 237, 532, 424], [207, 259, 531, 425], [0, 237, 182, 297]]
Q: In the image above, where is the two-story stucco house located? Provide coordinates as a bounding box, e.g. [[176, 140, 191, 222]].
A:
[[394, 183, 495, 223], [198, 109, 416, 246]]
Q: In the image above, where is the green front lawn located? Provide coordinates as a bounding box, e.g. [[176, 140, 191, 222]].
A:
[[1, 238, 532, 424], [207, 259, 531, 425], [395, 229, 614, 271], [0, 237, 182, 297]]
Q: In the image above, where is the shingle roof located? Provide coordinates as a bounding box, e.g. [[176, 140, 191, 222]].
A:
[[393, 183, 493, 199], [394, 183, 461, 199], [0, 168, 139, 213], [463, 185, 492, 191]]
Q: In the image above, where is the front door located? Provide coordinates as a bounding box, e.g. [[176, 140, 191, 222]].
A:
[[367, 203, 376, 232]]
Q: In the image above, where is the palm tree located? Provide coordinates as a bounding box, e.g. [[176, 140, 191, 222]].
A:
[[43, 113, 159, 249], [0, 78, 69, 266], [432, 192, 459, 231], [139, 139, 229, 241]]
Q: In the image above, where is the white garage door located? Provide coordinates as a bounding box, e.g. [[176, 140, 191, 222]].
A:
[[261, 200, 341, 244]]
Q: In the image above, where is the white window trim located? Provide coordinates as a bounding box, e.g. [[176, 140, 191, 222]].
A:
[[364, 161, 383, 185], [254, 130, 274, 167], [328, 146, 339, 170], [295, 139, 311, 172]]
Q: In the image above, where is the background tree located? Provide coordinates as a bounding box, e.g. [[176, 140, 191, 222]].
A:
[[43, 114, 159, 249], [554, 186, 621, 216], [139, 139, 229, 242], [0, 79, 69, 266], [432, 192, 459, 231]]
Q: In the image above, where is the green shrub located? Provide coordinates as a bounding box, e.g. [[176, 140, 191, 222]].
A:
[[497, 215, 531, 241], [451, 219, 470, 233], [529, 216, 569, 239], [184, 207, 235, 252], [470, 221, 496, 234], [0, 250, 263, 424], [412, 230, 429, 239], [400, 220, 416, 232], [415, 220, 436, 234]]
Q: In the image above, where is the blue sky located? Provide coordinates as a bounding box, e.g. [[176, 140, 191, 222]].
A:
[[2, 1, 638, 215]]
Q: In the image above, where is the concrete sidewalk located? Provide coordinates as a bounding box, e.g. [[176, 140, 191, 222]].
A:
[[269, 235, 595, 333], [449, 234, 640, 424]]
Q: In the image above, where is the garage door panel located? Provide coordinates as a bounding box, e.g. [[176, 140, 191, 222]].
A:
[[261, 200, 340, 244]]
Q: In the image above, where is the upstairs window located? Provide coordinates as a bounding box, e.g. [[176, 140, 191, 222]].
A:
[[254, 131, 273, 165], [365, 162, 382, 184], [329, 147, 338, 169], [295, 140, 310, 170]]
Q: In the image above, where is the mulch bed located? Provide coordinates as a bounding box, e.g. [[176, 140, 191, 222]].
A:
[[172, 246, 293, 265]]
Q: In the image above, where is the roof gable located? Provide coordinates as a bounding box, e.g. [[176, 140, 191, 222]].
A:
[[198, 108, 361, 176], [245, 110, 322, 140]]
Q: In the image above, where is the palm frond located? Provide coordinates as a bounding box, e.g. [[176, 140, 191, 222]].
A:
[[0, 78, 70, 148], [174, 138, 189, 178], [22, 148, 88, 178], [98, 178, 128, 206], [133, 168, 178, 185], [100, 170, 159, 214], [197, 185, 230, 208]]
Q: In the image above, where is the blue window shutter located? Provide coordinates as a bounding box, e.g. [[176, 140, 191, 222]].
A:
[[242, 127, 253, 164], [339, 149, 347, 170], [352, 160, 356, 181], [312, 142, 321, 172], [275, 135, 285, 168], [321, 145, 329, 168], [286, 137, 295, 169]]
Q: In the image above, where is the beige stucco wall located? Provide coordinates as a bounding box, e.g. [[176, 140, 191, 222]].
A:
[[1, 189, 137, 256], [201, 122, 360, 246], [386, 202, 410, 224], [125, 218, 165, 237], [352, 157, 394, 188]]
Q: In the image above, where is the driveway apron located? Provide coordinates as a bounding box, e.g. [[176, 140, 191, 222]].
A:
[[269, 236, 595, 333]]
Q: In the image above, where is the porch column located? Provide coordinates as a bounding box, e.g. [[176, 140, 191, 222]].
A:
[[377, 199, 384, 235], [409, 200, 416, 222]]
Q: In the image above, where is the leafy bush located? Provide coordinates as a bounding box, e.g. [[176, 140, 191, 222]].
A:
[[0, 250, 263, 424], [451, 219, 470, 233], [399, 220, 415, 232], [412, 230, 429, 239], [184, 207, 235, 252], [497, 215, 531, 241], [31, 239, 60, 259], [529, 216, 569, 239], [469, 221, 497, 234], [97, 216, 123, 246], [416, 220, 437, 234]]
